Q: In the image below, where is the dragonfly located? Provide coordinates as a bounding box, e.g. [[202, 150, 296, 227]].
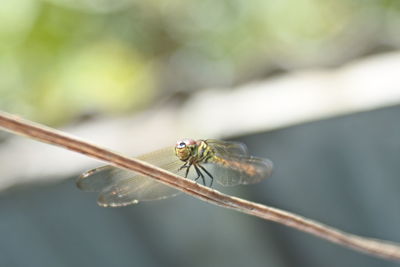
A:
[[77, 139, 273, 207]]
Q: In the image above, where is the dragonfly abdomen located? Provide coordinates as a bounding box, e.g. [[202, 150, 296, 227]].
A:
[[212, 156, 259, 177]]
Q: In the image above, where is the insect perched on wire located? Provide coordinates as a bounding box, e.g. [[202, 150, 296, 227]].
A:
[[77, 139, 273, 207]]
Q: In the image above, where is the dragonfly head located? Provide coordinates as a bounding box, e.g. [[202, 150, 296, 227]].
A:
[[175, 138, 197, 161]]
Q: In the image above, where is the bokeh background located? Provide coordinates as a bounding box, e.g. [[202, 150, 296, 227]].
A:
[[2, 0, 400, 125], [1, 0, 400, 266]]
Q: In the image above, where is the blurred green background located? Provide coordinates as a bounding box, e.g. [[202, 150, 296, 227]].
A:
[[1, 0, 400, 124]]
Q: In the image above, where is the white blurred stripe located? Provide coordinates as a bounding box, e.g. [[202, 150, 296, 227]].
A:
[[180, 52, 400, 138]]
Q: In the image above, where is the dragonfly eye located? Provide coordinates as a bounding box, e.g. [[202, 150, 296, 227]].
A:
[[176, 142, 186, 149]]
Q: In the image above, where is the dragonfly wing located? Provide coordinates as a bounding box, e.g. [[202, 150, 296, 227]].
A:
[[207, 155, 273, 186], [76, 147, 189, 207], [97, 170, 183, 207], [77, 165, 127, 192], [206, 139, 249, 157], [77, 146, 179, 192]]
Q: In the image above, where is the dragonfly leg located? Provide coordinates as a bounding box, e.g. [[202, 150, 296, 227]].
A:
[[194, 165, 206, 185], [178, 162, 192, 178], [193, 166, 201, 182], [178, 162, 189, 171], [184, 162, 192, 178], [198, 164, 214, 187]]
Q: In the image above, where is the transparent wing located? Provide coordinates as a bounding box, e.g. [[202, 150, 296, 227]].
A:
[[77, 147, 177, 192], [206, 141, 273, 186], [77, 147, 194, 207], [206, 139, 249, 157]]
